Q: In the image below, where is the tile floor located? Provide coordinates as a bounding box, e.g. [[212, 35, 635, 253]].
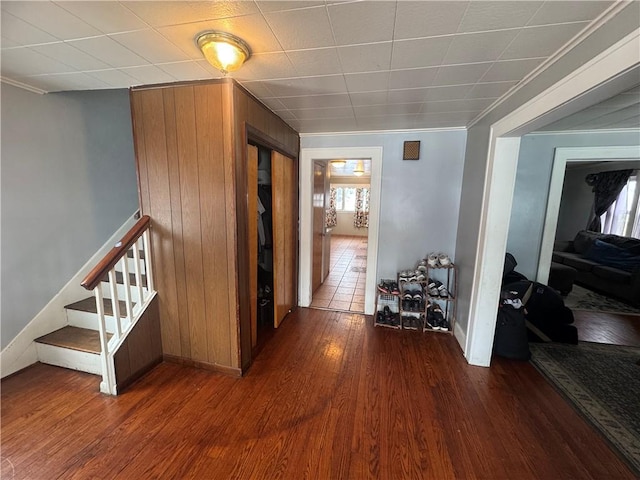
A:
[[310, 235, 367, 313]]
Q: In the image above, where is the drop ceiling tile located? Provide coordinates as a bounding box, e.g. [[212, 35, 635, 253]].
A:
[[349, 91, 388, 106], [271, 109, 297, 121], [500, 22, 589, 60], [68, 36, 150, 68], [256, 1, 325, 13], [456, 1, 542, 33], [265, 74, 348, 97], [157, 61, 212, 81], [605, 115, 640, 129], [596, 93, 640, 109], [86, 68, 140, 88], [413, 111, 481, 125], [31, 42, 111, 71], [431, 63, 492, 86], [109, 29, 191, 64], [238, 80, 277, 98], [327, 1, 396, 45], [158, 14, 282, 57], [465, 81, 517, 99], [422, 98, 495, 113], [230, 52, 297, 80], [422, 84, 474, 101], [387, 88, 430, 104], [0, 11, 59, 45], [264, 6, 334, 50], [527, 1, 612, 26], [121, 1, 259, 27], [389, 67, 438, 90], [480, 58, 544, 82], [356, 115, 415, 131], [27, 72, 111, 91], [391, 36, 453, 70], [345, 71, 389, 93], [287, 48, 342, 76], [337, 43, 392, 73], [296, 117, 358, 133], [56, 1, 150, 34], [258, 97, 287, 111], [289, 106, 354, 119], [276, 93, 351, 109], [1, 1, 102, 41], [576, 104, 640, 129], [393, 1, 469, 39], [1, 38, 21, 48], [1, 47, 77, 76], [354, 103, 422, 117], [443, 30, 520, 64], [119, 65, 177, 85]]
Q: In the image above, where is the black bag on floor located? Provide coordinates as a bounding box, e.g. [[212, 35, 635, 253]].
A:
[[493, 292, 531, 360]]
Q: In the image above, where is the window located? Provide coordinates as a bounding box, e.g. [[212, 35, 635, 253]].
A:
[[600, 173, 640, 239], [331, 185, 368, 211]]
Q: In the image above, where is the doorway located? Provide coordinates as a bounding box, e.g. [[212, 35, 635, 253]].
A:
[[310, 159, 371, 313], [299, 147, 383, 315]]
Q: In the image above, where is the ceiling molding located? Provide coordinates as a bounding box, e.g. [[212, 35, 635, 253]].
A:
[[1, 77, 47, 95], [300, 126, 467, 137], [526, 127, 640, 136]]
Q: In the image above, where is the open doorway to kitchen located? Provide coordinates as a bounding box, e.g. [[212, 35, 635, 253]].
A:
[[310, 160, 371, 313]]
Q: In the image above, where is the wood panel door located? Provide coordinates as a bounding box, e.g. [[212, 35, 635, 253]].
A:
[[312, 161, 326, 293], [247, 145, 259, 347], [272, 151, 296, 328]]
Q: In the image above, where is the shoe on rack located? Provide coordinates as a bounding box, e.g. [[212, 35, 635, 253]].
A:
[[417, 260, 428, 273], [416, 272, 426, 282], [427, 279, 439, 297], [389, 281, 400, 295], [377, 280, 390, 294], [438, 254, 451, 267], [435, 281, 449, 298], [439, 318, 450, 331], [427, 253, 438, 267]]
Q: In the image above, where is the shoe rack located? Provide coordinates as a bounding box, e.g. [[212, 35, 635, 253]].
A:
[[374, 280, 401, 329], [424, 263, 457, 334], [399, 280, 426, 331]]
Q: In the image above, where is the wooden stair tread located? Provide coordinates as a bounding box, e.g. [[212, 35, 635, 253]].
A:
[[65, 297, 132, 318], [100, 270, 147, 287], [35, 326, 110, 354]]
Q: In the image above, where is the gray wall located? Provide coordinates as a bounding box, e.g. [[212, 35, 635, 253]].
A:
[[506, 133, 640, 279], [1, 84, 139, 349], [302, 129, 467, 278], [454, 1, 640, 341]]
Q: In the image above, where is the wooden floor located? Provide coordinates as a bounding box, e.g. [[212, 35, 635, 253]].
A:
[[573, 309, 640, 347], [2, 308, 635, 479]]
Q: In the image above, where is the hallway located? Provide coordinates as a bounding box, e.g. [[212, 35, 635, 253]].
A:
[[310, 235, 367, 313]]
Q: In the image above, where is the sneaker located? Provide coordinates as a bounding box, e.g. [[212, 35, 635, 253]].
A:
[[438, 254, 451, 267], [427, 279, 439, 297], [427, 253, 438, 267], [417, 260, 428, 273], [389, 281, 400, 295], [439, 318, 450, 331], [377, 281, 389, 294], [436, 281, 450, 298]]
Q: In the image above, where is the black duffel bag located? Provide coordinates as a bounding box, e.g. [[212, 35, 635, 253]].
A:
[[493, 290, 531, 360]]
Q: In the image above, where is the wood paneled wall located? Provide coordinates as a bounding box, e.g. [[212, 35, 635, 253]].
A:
[[130, 79, 299, 373]]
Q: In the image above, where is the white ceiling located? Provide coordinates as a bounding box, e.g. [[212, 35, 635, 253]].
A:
[[0, 1, 622, 133], [329, 159, 371, 177]]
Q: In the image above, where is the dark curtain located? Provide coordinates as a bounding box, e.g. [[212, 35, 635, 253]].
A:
[[585, 169, 633, 231]]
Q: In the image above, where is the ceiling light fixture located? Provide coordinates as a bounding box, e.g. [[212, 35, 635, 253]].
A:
[[196, 31, 251, 75], [353, 161, 365, 177], [331, 160, 346, 167]]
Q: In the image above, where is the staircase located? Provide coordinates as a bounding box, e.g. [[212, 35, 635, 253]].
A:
[[34, 252, 147, 376], [32, 216, 156, 394]]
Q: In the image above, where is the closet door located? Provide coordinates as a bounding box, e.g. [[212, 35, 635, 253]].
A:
[[272, 151, 295, 328], [247, 144, 258, 347]]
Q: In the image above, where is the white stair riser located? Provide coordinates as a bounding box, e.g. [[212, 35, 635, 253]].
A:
[[66, 308, 122, 334], [100, 282, 147, 303], [36, 343, 101, 376], [117, 257, 146, 275]]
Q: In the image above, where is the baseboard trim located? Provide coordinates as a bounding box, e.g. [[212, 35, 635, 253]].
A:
[[454, 321, 468, 359], [163, 354, 243, 378]]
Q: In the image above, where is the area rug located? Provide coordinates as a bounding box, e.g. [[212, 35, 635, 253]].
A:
[[563, 285, 640, 315], [530, 342, 640, 474]]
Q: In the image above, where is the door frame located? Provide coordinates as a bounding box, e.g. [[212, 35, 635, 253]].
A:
[[464, 28, 639, 367], [537, 146, 640, 285], [299, 147, 383, 315]]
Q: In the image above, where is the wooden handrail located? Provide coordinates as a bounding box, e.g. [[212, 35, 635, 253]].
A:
[[81, 215, 151, 291]]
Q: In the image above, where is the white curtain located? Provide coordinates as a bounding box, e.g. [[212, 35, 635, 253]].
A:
[[601, 172, 639, 238]]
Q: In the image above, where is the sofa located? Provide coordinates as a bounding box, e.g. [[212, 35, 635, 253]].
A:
[[553, 230, 640, 306]]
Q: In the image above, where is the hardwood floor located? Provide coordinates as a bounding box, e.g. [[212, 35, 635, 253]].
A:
[[2, 308, 634, 479], [572, 310, 640, 347]]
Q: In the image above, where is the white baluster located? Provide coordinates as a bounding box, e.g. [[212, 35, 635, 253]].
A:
[[94, 287, 113, 394], [108, 269, 122, 339], [120, 255, 134, 325], [133, 238, 144, 304], [143, 229, 154, 294]]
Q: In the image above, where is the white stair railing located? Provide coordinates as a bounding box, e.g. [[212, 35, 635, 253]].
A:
[[81, 216, 155, 395]]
